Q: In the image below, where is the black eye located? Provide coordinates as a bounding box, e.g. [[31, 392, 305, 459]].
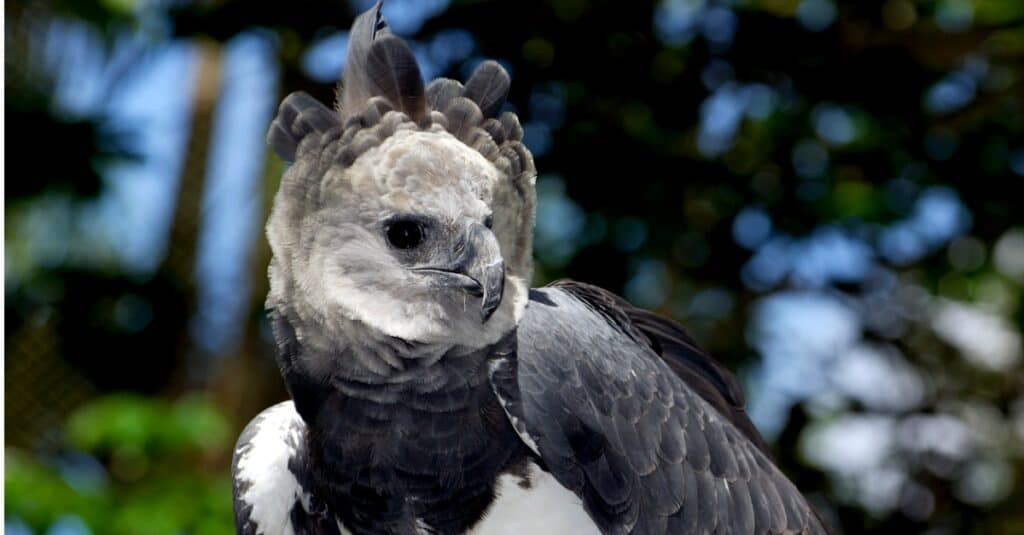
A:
[[484, 215, 494, 229], [386, 220, 424, 249]]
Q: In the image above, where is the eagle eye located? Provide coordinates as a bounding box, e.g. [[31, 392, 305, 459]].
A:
[[386, 220, 424, 249]]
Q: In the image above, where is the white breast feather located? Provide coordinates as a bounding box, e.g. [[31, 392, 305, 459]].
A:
[[469, 462, 601, 535], [235, 402, 342, 535]]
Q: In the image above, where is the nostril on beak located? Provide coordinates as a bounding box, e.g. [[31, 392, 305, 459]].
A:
[[464, 279, 484, 298]]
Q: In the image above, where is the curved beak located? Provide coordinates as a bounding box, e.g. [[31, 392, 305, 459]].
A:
[[414, 222, 505, 322]]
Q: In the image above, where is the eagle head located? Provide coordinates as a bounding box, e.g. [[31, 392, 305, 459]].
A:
[[265, 2, 536, 352]]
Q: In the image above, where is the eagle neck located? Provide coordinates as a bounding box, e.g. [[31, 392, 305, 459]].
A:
[[271, 312, 527, 534]]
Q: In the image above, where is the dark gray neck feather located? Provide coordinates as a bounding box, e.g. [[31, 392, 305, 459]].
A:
[[271, 311, 526, 534]]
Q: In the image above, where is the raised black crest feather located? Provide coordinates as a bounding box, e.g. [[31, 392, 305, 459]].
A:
[[339, 1, 426, 123], [425, 78, 464, 112], [462, 60, 511, 119], [338, 1, 387, 118], [365, 35, 426, 123], [268, 91, 339, 161]]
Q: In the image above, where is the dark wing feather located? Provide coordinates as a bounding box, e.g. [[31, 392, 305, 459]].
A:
[[550, 279, 772, 455], [500, 286, 830, 534]]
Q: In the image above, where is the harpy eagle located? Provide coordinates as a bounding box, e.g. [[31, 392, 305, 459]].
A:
[[232, 3, 832, 534]]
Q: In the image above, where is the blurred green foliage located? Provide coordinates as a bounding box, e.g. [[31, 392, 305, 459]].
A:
[[66, 394, 231, 455], [6, 395, 234, 535]]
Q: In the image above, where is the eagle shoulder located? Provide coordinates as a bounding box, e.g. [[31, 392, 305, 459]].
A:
[[495, 284, 829, 534]]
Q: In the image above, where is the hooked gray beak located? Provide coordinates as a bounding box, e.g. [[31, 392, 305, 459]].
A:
[[414, 222, 505, 322]]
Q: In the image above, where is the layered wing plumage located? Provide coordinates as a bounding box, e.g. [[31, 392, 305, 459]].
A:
[[497, 284, 830, 535]]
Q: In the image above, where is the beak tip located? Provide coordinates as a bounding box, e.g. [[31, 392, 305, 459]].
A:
[[480, 297, 500, 323], [480, 276, 503, 323]]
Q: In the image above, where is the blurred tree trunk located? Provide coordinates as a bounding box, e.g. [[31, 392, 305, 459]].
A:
[[207, 50, 330, 431], [163, 38, 222, 390], [212, 143, 290, 432], [210, 59, 311, 440]]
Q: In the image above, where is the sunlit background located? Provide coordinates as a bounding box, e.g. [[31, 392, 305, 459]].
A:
[[5, 0, 1024, 533]]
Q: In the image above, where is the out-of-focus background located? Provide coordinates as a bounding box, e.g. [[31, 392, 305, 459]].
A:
[[5, 0, 1023, 533]]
